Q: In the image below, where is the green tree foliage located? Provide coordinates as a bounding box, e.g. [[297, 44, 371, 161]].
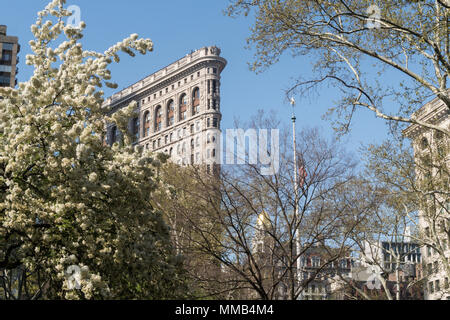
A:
[[226, 0, 450, 136]]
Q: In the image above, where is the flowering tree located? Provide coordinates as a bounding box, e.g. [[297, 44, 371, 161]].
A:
[[0, 0, 186, 299]]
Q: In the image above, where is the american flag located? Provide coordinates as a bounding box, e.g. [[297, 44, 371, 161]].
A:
[[298, 157, 307, 188]]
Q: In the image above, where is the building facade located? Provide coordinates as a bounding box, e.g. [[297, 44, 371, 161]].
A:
[[0, 25, 19, 88], [404, 97, 450, 300], [103, 46, 226, 173]]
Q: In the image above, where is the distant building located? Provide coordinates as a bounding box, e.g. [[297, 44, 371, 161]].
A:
[[0, 25, 19, 88], [251, 216, 354, 300], [362, 240, 422, 273], [103, 46, 226, 174], [297, 245, 354, 300], [356, 239, 424, 299], [404, 97, 450, 300]]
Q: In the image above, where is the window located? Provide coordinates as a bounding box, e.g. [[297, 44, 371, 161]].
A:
[[445, 278, 449, 290], [427, 263, 432, 275], [110, 126, 117, 144], [132, 117, 139, 142], [192, 87, 200, 115], [190, 124, 194, 134], [155, 105, 162, 132], [435, 280, 440, 292], [312, 256, 320, 267], [157, 138, 161, 148], [207, 118, 210, 127], [143, 111, 150, 137], [212, 149, 216, 158], [197, 71, 200, 77], [167, 100, 175, 126], [165, 135, 168, 144], [429, 281, 434, 293], [212, 118, 218, 128], [420, 137, 429, 150], [2, 43, 14, 50], [179, 93, 187, 121], [196, 137, 200, 147], [213, 67, 217, 74], [207, 133, 211, 143]]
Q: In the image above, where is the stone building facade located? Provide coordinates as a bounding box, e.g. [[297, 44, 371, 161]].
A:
[[0, 25, 19, 88], [404, 97, 450, 300], [103, 46, 226, 173]]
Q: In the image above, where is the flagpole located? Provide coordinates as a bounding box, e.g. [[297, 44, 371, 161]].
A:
[[290, 97, 301, 295]]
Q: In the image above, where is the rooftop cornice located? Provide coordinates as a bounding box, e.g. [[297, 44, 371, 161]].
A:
[[103, 46, 226, 110], [403, 98, 450, 138]]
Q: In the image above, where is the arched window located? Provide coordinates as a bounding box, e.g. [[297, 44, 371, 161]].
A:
[[132, 117, 139, 142], [169, 148, 173, 157], [155, 105, 162, 132], [143, 111, 150, 137], [191, 138, 195, 149], [167, 100, 175, 126], [179, 94, 187, 121], [192, 87, 200, 115], [420, 137, 429, 150], [110, 126, 117, 145]]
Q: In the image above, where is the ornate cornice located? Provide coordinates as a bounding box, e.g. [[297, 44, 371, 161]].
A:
[[104, 46, 226, 114]]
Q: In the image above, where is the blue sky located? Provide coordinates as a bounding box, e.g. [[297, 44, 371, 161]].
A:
[[2, 0, 392, 160]]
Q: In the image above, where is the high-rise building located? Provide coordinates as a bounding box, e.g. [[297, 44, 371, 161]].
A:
[[404, 97, 450, 300], [103, 46, 226, 173], [0, 25, 19, 88]]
